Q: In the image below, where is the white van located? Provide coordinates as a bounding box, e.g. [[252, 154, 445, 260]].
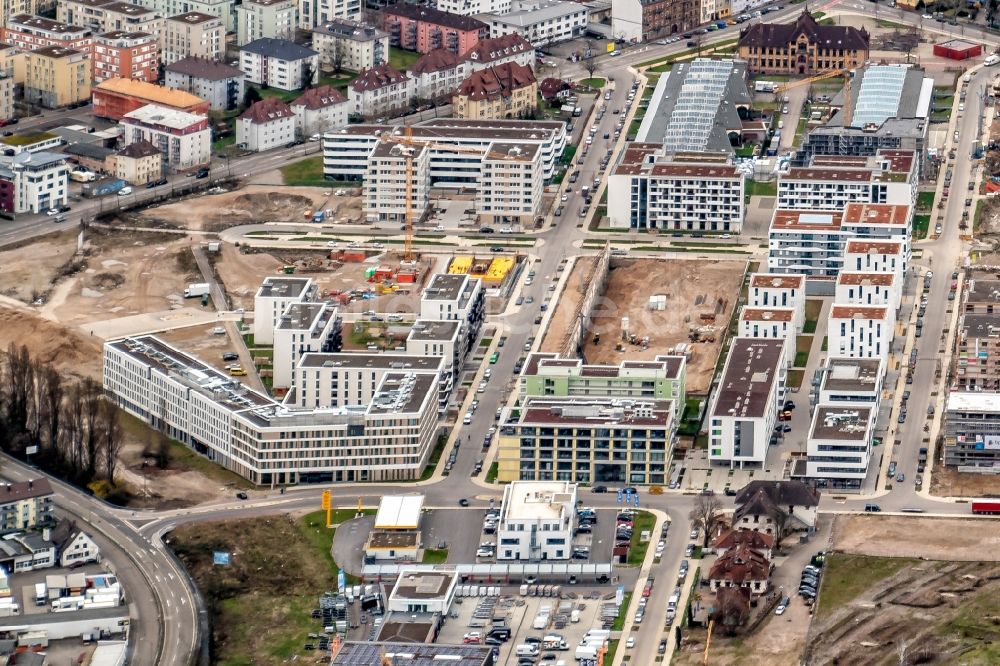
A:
[[118, 186, 133, 196], [987, 54, 1000, 66], [516, 643, 540, 657]]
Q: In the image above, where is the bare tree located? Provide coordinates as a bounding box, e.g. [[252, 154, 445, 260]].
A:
[[771, 506, 794, 552], [39, 366, 62, 454], [80, 378, 102, 479], [60, 385, 84, 474], [332, 39, 346, 74], [690, 494, 725, 549], [97, 403, 123, 483], [3, 343, 34, 445], [711, 587, 750, 636]]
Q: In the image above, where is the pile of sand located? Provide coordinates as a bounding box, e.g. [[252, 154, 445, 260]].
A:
[[0, 306, 102, 379]]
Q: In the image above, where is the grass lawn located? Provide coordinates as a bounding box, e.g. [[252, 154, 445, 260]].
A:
[[821, 336, 828, 352], [786, 369, 804, 389], [389, 47, 421, 71], [793, 116, 808, 146], [485, 462, 499, 483], [419, 434, 449, 481], [578, 77, 606, 89], [560, 144, 577, 164], [794, 335, 812, 368], [746, 179, 777, 198], [256, 86, 300, 103], [974, 199, 986, 232], [647, 62, 673, 73], [421, 548, 449, 564], [611, 592, 633, 631], [212, 135, 235, 152], [627, 511, 656, 566], [280, 156, 328, 187], [735, 143, 756, 158], [913, 214, 930, 240], [803, 299, 822, 334], [794, 351, 809, 368], [816, 554, 916, 620], [916, 191, 935, 210]]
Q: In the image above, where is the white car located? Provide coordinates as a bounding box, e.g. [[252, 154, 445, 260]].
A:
[[561, 193, 569, 202], [775, 602, 787, 615], [499, 227, 513, 234], [922, 13, 932, 18], [434, 224, 445, 231], [463, 413, 473, 425], [484, 368, 492, 379], [326, 241, 338, 248], [371, 241, 384, 249], [689, 528, 699, 539], [45, 208, 59, 216], [476, 547, 494, 558], [626, 637, 635, 649]]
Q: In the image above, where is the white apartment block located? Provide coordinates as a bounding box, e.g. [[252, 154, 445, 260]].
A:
[[476, 142, 543, 226], [120, 104, 211, 171], [322, 118, 567, 182], [843, 239, 906, 276], [57, 0, 161, 35], [103, 336, 441, 485], [437, 0, 508, 15], [311, 19, 387, 72], [406, 319, 462, 382], [827, 305, 893, 359], [840, 202, 911, 270], [348, 63, 414, 118], [410, 49, 468, 102], [420, 273, 485, 326], [497, 481, 577, 561], [239, 38, 319, 90], [835, 271, 900, 312], [709, 338, 786, 468], [299, 0, 361, 29], [607, 145, 745, 232], [0, 151, 68, 214], [362, 140, 430, 223], [134, 0, 235, 32], [766, 209, 849, 277], [748, 273, 805, 332], [738, 307, 797, 367], [272, 301, 341, 389], [236, 0, 296, 45], [479, 0, 589, 47], [777, 151, 917, 212], [816, 357, 885, 406], [163, 12, 224, 64], [252, 276, 316, 345], [237, 98, 296, 152], [806, 405, 875, 482]]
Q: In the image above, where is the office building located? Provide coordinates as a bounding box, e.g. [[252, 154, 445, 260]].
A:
[[163, 12, 223, 65], [944, 392, 1000, 469], [607, 145, 745, 231], [23, 45, 91, 108], [253, 276, 316, 345], [311, 19, 387, 72], [236, 0, 297, 45], [708, 338, 786, 468], [239, 37, 319, 90], [497, 396, 676, 485], [805, 405, 875, 484], [497, 481, 576, 560], [164, 57, 245, 111], [120, 103, 211, 171], [737, 10, 869, 75], [92, 30, 158, 83], [827, 305, 893, 359]]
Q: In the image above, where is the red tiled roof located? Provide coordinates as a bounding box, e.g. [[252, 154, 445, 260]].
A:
[[708, 544, 771, 585], [461, 33, 532, 64], [411, 48, 462, 75], [240, 97, 294, 124], [457, 62, 535, 102], [351, 63, 408, 92], [713, 528, 775, 553], [292, 84, 347, 110], [739, 10, 869, 51]]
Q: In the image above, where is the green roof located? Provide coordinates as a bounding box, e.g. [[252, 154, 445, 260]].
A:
[[1, 131, 58, 146]]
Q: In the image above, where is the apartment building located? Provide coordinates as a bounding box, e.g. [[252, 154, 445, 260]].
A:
[[298, 0, 361, 29], [708, 338, 786, 468], [748, 273, 805, 331], [963, 273, 1000, 315], [453, 61, 537, 120], [497, 481, 577, 560], [437, 0, 508, 15], [777, 153, 916, 212], [0, 479, 54, 532], [379, 3, 487, 54], [0, 78, 12, 123], [103, 336, 442, 484], [165, 57, 245, 111], [842, 239, 906, 276], [290, 84, 348, 136], [237, 97, 296, 152], [827, 305, 893, 359], [137, 0, 236, 32], [478, 0, 588, 48], [737, 10, 869, 75], [272, 301, 342, 389], [766, 209, 849, 277], [3, 15, 93, 54], [944, 392, 1000, 469], [93, 77, 210, 119], [362, 140, 430, 222], [835, 271, 900, 312], [236, 0, 297, 45], [738, 308, 796, 367], [322, 118, 567, 182], [405, 319, 461, 382], [113, 139, 161, 184], [347, 63, 413, 117], [23, 45, 90, 108], [840, 201, 911, 271], [163, 12, 223, 65], [253, 276, 316, 345], [409, 48, 468, 103], [56, 0, 161, 34], [92, 30, 158, 83], [475, 142, 542, 225], [312, 19, 387, 72], [239, 38, 319, 90], [954, 314, 1000, 392], [612, 0, 698, 42], [607, 145, 745, 231], [805, 405, 875, 485], [120, 103, 211, 171], [813, 356, 884, 406], [520, 352, 685, 409], [461, 32, 533, 72], [418, 272, 484, 366], [0, 150, 69, 214]]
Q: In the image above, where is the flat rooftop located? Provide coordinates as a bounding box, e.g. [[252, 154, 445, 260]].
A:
[[523, 352, 684, 380], [503, 481, 574, 522], [712, 338, 785, 419], [741, 307, 795, 322], [366, 531, 420, 549], [810, 405, 873, 441], [332, 641, 491, 666], [408, 319, 459, 342], [770, 210, 841, 232], [783, 167, 874, 183], [516, 396, 675, 427], [424, 273, 471, 303], [299, 352, 443, 372], [369, 372, 437, 416], [821, 357, 884, 393], [842, 203, 910, 227], [836, 272, 897, 286], [966, 277, 1000, 303], [332, 123, 561, 144], [844, 239, 905, 255], [390, 571, 455, 600], [961, 313, 1000, 340], [749, 273, 804, 290], [829, 305, 888, 320], [257, 276, 312, 299], [276, 302, 328, 330], [375, 495, 424, 529], [947, 391, 1000, 414]]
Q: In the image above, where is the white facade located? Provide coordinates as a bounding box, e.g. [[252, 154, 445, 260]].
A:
[[293, 353, 447, 412], [766, 210, 849, 277], [420, 273, 484, 323], [817, 357, 885, 406], [479, 0, 589, 47], [348, 68, 415, 117], [607, 146, 745, 231], [835, 272, 900, 312], [497, 481, 577, 561], [738, 307, 796, 367], [437, 0, 509, 15], [272, 302, 340, 389], [58, 530, 100, 567], [748, 273, 805, 333], [236, 0, 297, 45], [806, 405, 875, 480], [406, 320, 462, 382], [463, 34, 535, 73], [362, 141, 430, 222], [120, 104, 211, 171], [139, 0, 236, 31], [476, 142, 543, 225], [237, 107, 296, 152], [777, 168, 915, 211], [611, 0, 643, 42], [842, 239, 906, 277], [291, 92, 349, 136], [312, 19, 387, 72], [2, 151, 69, 214], [709, 338, 786, 468], [840, 202, 911, 272], [299, 0, 362, 28], [827, 305, 893, 359], [252, 276, 315, 345], [239, 42, 319, 90]]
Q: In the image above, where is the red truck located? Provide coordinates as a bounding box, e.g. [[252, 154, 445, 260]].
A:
[[971, 501, 1000, 515]]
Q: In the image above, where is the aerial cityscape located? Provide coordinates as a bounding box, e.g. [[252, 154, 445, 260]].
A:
[[0, 0, 997, 664]]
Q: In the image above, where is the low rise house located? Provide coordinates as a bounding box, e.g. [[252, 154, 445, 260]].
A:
[[365, 495, 424, 562], [113, 139, 161, 185], [712, 528, 775, 560], [453, 61, 536, 120], [239, 38, 319, 90], [290, 84, 349, 136], [707, 543, 771, 599], [51, 521, 100, 567], [733, 480, 820, 536], [237, 98, 296, 152], [164, 57, 245, 111], [348, 63, 413, 117], [0, 532, 55, 572], [311, 18, 388, 73], [461, 32, 533, 72]]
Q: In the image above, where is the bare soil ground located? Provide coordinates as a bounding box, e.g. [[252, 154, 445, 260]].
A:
[[544, 257, 744, 393], [540, 255, 594, 356], [0, 230, 80, 303], [0, 306, 103, 380], [139, 185, 362, 232], [930, 466, 1000, 498], [833, 515, 1000, 561], [674, 608, 806, 666]]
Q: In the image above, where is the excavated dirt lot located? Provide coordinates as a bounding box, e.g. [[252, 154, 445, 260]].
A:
[[139, 185, 362, 231], [0, 230, 80, 303], [833, 515, 1000, 561], [0, 306, 103, 380], [543, 257, 744, 394], [931, 466, 1000, 498]]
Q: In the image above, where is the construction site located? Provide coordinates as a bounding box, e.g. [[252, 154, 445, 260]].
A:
[[542, 254, 745, 394]]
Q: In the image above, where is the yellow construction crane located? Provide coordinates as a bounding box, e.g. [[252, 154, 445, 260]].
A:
[[703, 619, 715, 664], [773, 68, 854, 127]]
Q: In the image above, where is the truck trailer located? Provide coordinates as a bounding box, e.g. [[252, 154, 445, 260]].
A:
[[972, 501, 1000, 515], [183, 283, 210, 298]]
